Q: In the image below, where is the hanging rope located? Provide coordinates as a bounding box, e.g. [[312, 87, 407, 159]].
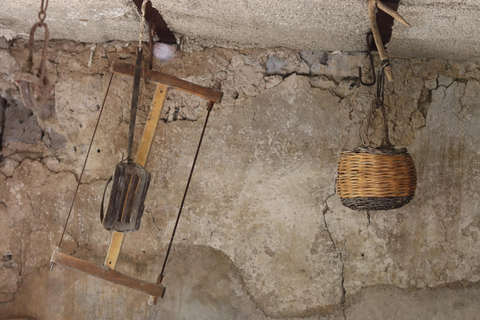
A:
[[38, 0, 49, 22], [147, 21, 156, 70], [127, 1, 147, 160], [139, 1, 147, 49], [57, 73, 115, 248], [361, 67, 392, 149]]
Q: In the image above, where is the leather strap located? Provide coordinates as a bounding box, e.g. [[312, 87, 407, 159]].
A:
[[100, 175, 113, 223]]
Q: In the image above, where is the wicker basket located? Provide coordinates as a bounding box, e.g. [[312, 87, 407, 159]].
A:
[[336, 146, 416, 210]]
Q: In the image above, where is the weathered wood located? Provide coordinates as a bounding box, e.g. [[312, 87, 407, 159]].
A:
[[136, 84, 169, 166], [112, 62, 223, 103], [51, 249, 165, 297], [368, 0, 393, 81], [105, 232, 125, 270], [368, 0, 410, 82]]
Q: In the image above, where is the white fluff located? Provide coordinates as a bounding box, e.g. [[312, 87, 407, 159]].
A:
[[153, 42, 177, 62]]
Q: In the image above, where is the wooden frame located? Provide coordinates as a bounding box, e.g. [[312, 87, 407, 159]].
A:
[[51, 63, 222, 301]]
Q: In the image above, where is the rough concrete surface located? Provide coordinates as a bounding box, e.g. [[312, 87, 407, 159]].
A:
[[1, 38, 480, 320], [2, 1, 480, 60]]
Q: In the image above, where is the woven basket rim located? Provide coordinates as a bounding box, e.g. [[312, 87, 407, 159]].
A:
[[341, 145, 408, 155]]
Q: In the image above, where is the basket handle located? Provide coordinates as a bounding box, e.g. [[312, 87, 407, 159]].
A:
[[361, 68, 393, 149]]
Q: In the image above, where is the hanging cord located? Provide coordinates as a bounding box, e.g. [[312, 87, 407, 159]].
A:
[[148, 21, 156, 70], [361, 66, 392, 148], [149, 95, 218, 304], [139, 1, 147, 48], [376, 68, 393, 149], [127, 0, 147, 160], [57, 73, 115, 248], [38, 0, 49, 22], [142, 20, 156, 85]]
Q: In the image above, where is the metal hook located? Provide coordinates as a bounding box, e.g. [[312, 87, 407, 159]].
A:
[[358, 32, 376, 87]]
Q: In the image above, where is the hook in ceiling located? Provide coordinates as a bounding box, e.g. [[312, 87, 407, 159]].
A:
[[358, 32, 376, 87]]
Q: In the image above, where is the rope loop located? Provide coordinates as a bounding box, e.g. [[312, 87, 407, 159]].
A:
[[38, 0, 49, 22]]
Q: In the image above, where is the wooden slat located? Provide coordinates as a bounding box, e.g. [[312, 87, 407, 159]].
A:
[[136, 84, 169, 166], [51, 250, 165, 297], [112, 62, 223, 103], [105, 230, 125, 270]]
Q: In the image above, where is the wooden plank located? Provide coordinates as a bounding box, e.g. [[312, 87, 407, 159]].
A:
[[104, 84, 169, 270], [112, 62, 223, 103], [136, 84, 169, 166], [51, 249, 165, 297], [105, 232, 125, 270]]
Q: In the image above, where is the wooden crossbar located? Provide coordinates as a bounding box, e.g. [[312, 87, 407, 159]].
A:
[[51, 249, 165, 297], [112, 62, 223, 103]]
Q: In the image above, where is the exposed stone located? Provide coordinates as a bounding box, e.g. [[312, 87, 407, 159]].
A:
[[0, 37, 9, 50], [425, 78, 438, 90], [264, 75, 282, 89], [301, 51, 364, 80], [266, 55, 288, 74], [0, 51, 20, 79], [42, 125, 67, 149], [0, 157, 19, 177], [2, 100, 42, 145]]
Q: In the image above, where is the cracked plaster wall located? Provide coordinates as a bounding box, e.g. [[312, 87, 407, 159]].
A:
[[1, 39, 480, 320]]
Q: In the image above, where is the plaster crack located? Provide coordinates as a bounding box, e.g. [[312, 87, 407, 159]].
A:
[[322, 191, 347, 319], [251, 107, 257, 126], [25, 190, 36, 218], [148, 209, 162, 233], [322, 192, 337, 249], [340, 247, 347, 320]]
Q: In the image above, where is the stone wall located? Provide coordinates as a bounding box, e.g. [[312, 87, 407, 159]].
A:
[[1, 39, 480, 320]]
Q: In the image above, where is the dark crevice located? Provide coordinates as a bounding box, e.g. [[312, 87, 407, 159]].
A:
[[131, 0, 176, 44], [340, 251, 347, 320], [370, 0, 401, 52], [0, 97, 6, 153]]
